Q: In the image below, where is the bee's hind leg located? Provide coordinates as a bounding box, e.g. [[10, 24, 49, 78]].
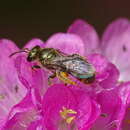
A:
[[56, 71, 76, 86]]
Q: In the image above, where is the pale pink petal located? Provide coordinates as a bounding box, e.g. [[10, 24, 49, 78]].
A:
[[0, 39, 26, 124], [46, 33, 85, 56], [3, 90, 41, 130], [67, 19, 100, 56], [101, 18, 130, 81]]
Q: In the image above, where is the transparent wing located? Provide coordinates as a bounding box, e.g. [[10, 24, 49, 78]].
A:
[[62, 58, 95, 76]]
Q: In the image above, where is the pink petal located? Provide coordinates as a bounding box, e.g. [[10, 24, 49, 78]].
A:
[[101, 18, 130, 81], [88, 54, 119, 89], [84, 100, 101, 130], [99, 63, 119, 89], [27, 120, 43, 130], [42, 84, 100, 129], [74, 90, 93, 129], [24, 38, 45, 49], [42, 84, 78, 130], [46, 33, 85, 56], [67, 19, 100, 56], [15, 55, 48, 96], [3, 90, 42, 130], [0, 39, 26, 124], [118, 82, 130, 105], [92, 89, 125, 130], [92, 82, 130, 130], [121, 104, 130, 130], [88, 54, 108, 75], [117, 82, 130, 130]]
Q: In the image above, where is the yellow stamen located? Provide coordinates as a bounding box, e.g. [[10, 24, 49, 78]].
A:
[[66, 116, 76, 124], [60, 106, 77, 124]]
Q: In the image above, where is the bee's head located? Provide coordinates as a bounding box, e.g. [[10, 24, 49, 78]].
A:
[[9, 46, 56, 62], [27, 45, 41, 62]]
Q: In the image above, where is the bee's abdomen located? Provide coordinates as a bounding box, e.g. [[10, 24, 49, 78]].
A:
[[78, 74, 95, 84]]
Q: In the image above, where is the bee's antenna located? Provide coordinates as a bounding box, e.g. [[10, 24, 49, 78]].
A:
[[9, 48, 30, 57]]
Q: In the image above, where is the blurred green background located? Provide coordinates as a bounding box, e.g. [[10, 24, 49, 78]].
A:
[[0, 0, 129, 47]]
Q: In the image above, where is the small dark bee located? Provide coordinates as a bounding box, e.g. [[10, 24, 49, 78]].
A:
[[10, 45, 95, 85]]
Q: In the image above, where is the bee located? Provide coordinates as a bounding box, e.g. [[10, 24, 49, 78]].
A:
[[10, 45, 95, 85]]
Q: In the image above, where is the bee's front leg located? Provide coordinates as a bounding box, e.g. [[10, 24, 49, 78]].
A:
[[32, 65, 41, 70], [48, 73, 56, 85], [56, 71, 76, 86]]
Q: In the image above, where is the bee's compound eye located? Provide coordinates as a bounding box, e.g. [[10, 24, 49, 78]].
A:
[[27, 56, 33, 61], [32, 45, 40, 50]]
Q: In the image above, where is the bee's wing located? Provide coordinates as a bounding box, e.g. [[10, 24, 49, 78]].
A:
[[62, 58, 95, 77]]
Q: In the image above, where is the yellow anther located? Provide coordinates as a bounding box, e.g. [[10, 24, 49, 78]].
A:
[[66, 116, 76, 124], [60, 107, 77, 124], [65, 109, 77, 114]]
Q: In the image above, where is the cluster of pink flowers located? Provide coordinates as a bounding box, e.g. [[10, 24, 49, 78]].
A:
[[0, 18, 130, 130]]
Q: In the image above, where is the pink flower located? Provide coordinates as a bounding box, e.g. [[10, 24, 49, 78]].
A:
[[1, 18, 130, 130], [0, 40, 27, 128]]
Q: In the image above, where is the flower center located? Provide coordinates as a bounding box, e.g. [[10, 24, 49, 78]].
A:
[[59, 106, 77, 124]]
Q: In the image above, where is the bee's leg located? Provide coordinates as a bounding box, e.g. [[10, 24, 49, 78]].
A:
[[56, 71, 76, 85], [32, 65, 41, 70], [48, 73, 56, 85]]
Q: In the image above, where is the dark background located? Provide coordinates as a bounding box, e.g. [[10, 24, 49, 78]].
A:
[[0, 0, 129, 48]]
